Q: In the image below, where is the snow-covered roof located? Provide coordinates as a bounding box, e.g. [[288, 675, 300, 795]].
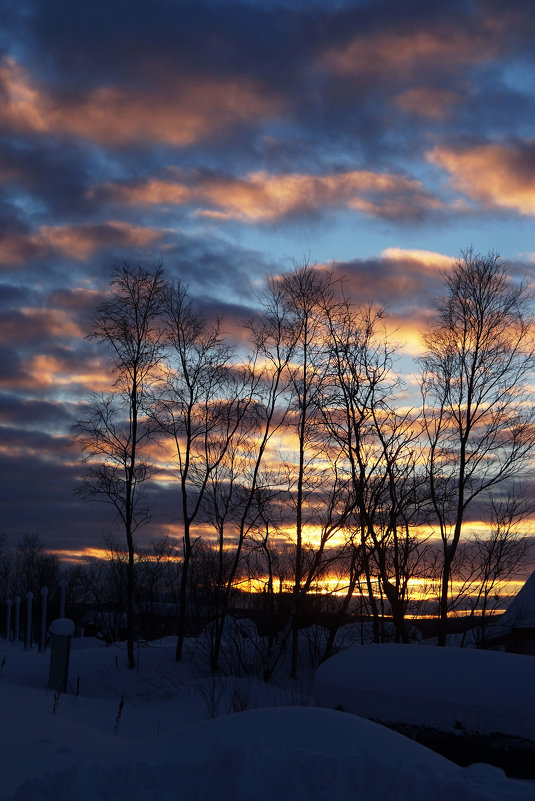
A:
[[483, 570, 535, 642], [500, 570, 535, 630]]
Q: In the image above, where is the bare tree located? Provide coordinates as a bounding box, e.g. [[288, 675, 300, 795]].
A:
[[275, 263, 352, 678], [75, 264, 165, 668], [202, 272, 300, 673], [152, 280, 256, 661], [136, 536, 179, 639], [321, 542, 365, 662], [0, 535, 14, 606], [453, 491, 533, 647], [321, 296, 427, 644], [6, 533, 59, 645], [420, 249, 535, 646], [242, 494, 297, 680]]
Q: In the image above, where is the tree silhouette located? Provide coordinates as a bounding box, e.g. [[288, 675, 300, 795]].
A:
[[420, 250, 535, 646], [75, 264, 165, 668]]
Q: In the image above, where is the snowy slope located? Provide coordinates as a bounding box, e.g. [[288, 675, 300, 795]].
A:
[[315, 643, 535, 738], [1, 636, 534, 800]]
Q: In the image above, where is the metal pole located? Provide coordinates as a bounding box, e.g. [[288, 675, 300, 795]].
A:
[[5, 599, 12, 641], [14, 596, 21, 643], [25, 592, 33, 650], [40, 587, 48, 651]]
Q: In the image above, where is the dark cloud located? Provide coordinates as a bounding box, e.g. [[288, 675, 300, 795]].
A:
[[0, 394, 74, 427], [0, 344, 30, 388], [162, 235, 274, 304], [0, 281, 38, 309], [0, 448, 107, 551], [0, 136, 96, 217], [0, 444, 186, 553], [3, 0, 528, 164], [332, 251, 447, 310], [19, 1, 308, 88]]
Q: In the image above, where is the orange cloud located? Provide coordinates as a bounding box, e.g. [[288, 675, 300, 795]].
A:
[[383, 314, 429, 357], [99, 168, 442, 221], [23, 353, 111, 392], [428, 142, 535, 215], [0, 351, 107, 392], [0, 221, 161, 265], [42, 221, 161, 258], [0, 56, 280, 145], [382, 247, 453, 271], [112, 179, 192, 206], [320, 28, 497, 77], [0, 232, 42, 265], [381, 249, 454, 353], [395, 87, 460, 119], [0, 308, 83, 342]]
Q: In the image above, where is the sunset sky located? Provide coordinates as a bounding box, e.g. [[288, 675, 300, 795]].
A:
[[2, 0, 535, 558]]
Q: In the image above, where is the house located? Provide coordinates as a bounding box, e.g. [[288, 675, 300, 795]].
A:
[[486, 570, 535, 655]]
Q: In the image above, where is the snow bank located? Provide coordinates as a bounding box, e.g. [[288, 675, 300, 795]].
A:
[[1, 636, 534, 800], [4, 707, 531, 801], [315, 643, 535, 738]]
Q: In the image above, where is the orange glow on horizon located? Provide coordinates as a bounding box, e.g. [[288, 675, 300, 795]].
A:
[[52, 544, 529, 607]]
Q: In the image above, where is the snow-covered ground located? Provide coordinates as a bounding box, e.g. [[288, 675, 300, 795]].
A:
[[315, 643, 535, 738], [0, 628, 534, 801]]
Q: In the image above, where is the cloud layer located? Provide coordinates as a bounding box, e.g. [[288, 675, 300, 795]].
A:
[[2, 0, 535, 556]]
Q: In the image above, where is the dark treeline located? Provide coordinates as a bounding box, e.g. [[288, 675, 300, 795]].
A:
[[2, 529, 528, 675], [69, 250, 535, 672]]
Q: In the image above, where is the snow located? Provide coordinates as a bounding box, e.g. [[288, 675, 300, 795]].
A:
[[315, 643, 535, 738], [48, 619, 75, 637], [0, 634, 534, 801]]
